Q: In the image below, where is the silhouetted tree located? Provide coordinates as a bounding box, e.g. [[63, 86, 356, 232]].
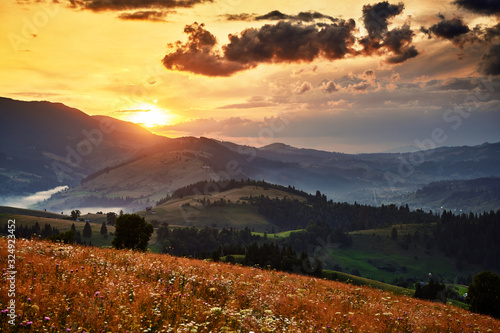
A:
[[71, 210, 81, 221], [467, 271, 500, 319], [100, 222, 108, 235], [391, 227, 398, 240], [82, 222, 92, 238], [112, 214, 153, 251], [107, 212, 117, 226]]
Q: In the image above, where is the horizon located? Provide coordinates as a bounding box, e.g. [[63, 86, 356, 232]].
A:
[[1, 0, 500, 153]]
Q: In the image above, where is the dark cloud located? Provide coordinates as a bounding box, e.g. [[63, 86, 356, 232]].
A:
[[453, 0, 500, 16], [221, 13, 255, 21], [221, 10, 338, 22], [163, 3, 421, 76], [479, 43, 500, 75], [68, 0, 212, 12], [118, 10, 170, 22], [256, 10, 338, 22], [483, 23, 500, 42], [362, 1, 405, 39], [420, 15, 471, 47], [162, 20, 358, 76], [255, 10, 289, 21], [223, 20, 357, 65], [386, 45, 419, 63], [359, 2, 419, 64], [161, 23, 248, 76], [383, 24, 417, 56]]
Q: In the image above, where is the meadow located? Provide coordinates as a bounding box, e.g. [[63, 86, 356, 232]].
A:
[[1, 238, 498, 332]]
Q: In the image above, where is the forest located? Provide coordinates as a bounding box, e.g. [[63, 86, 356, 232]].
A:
[[157, 179, 500, 271]]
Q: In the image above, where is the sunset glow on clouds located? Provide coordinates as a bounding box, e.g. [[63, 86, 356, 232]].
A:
[[1, 0, 499, 152]]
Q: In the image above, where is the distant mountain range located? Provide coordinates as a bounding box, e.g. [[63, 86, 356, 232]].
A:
[[1, 97, 500, 212], [0, 97, 164, 196]]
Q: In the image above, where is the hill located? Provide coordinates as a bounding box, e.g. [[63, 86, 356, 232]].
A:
[[393, 177, 500, 213], [32, 137, 500, 213], [139, 181, 308, 231], [0, 239, 497, 332], [2, 97, 500, 210], [0, 97, 164, 196]]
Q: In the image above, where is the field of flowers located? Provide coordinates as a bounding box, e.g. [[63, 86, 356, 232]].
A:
[[0, 238, 498, 332]]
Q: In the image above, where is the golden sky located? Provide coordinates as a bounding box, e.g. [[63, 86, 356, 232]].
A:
[[1, 0, 500, 152]]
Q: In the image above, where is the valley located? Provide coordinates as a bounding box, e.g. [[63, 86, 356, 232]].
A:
[[1, 97, 500, 328]]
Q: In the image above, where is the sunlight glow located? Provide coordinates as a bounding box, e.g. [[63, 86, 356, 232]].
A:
[[127, 103, 173, 127]]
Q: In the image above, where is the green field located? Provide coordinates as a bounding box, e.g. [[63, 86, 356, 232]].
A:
[[319, 224, 484, 284], [0, 205, 485, 296], [252, 229, 305, 238]]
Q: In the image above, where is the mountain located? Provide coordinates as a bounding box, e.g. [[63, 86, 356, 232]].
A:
[[2, 97, 500, 212], [393, 177, 500, 213], [0, 97, 164, 196]]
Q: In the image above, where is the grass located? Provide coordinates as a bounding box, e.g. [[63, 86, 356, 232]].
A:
[[137, 185, 308, 232], [141, 201, 275, 232], [0, 238, 498, 332], [0, 207, 66, 219], [319, 224, 484, 283], [322, 270, 414, 296], [252, 229, 305, 238], [0, 212, 115, 248]]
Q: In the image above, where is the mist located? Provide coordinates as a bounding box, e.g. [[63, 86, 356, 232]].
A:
[[0, 186, 69, 209]]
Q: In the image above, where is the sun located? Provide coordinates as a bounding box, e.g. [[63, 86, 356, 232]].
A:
[[127, 103, 173, 128]]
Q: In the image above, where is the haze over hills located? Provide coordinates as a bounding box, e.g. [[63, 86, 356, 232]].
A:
[[1, 97, 500, 213], [0, 97, 165, 196]]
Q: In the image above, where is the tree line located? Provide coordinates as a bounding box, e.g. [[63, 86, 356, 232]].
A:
[[155, 223, 323, 277]]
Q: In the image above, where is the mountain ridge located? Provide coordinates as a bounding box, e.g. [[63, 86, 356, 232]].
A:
[[2, 97, 500, 211]]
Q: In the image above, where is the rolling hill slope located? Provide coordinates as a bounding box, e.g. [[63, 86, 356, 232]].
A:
[[0, 97, 164, 196], [0, 238, 497, 332], [393, 177, 500, 213], [2, 97, 500, 211]]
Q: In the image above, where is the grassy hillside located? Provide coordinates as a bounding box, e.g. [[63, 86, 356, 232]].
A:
[[137, 185, 308, 232], [1, 239, 498, 332], [0, 206, 67, 219], [0, 207, 115, 248], [319, 224, 486, 283], [394, 177, 500, 214]]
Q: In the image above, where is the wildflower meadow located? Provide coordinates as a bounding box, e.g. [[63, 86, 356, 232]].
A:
[[0, 238, 498, 332]]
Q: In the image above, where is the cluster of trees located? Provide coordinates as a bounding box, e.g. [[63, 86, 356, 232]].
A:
[[159, 179, 500, 272], [413, 271, 500, 319], [414, 278, 446, 302], [50, 193, 137, 207], [288, 221, 352, 253], [251, 194, 435, 231], [415, 177, 500, 198], [0, 220, 98, 246], [432, 210, 500, 271], [156, 179, 309, 205], [157, 225, 257, 258], [155, 223, 322, 277], [2, 221, 60, 239], [243, 242, 322, 277]]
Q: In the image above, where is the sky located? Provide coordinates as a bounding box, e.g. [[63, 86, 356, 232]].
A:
[[1, 0, 500, 153]]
